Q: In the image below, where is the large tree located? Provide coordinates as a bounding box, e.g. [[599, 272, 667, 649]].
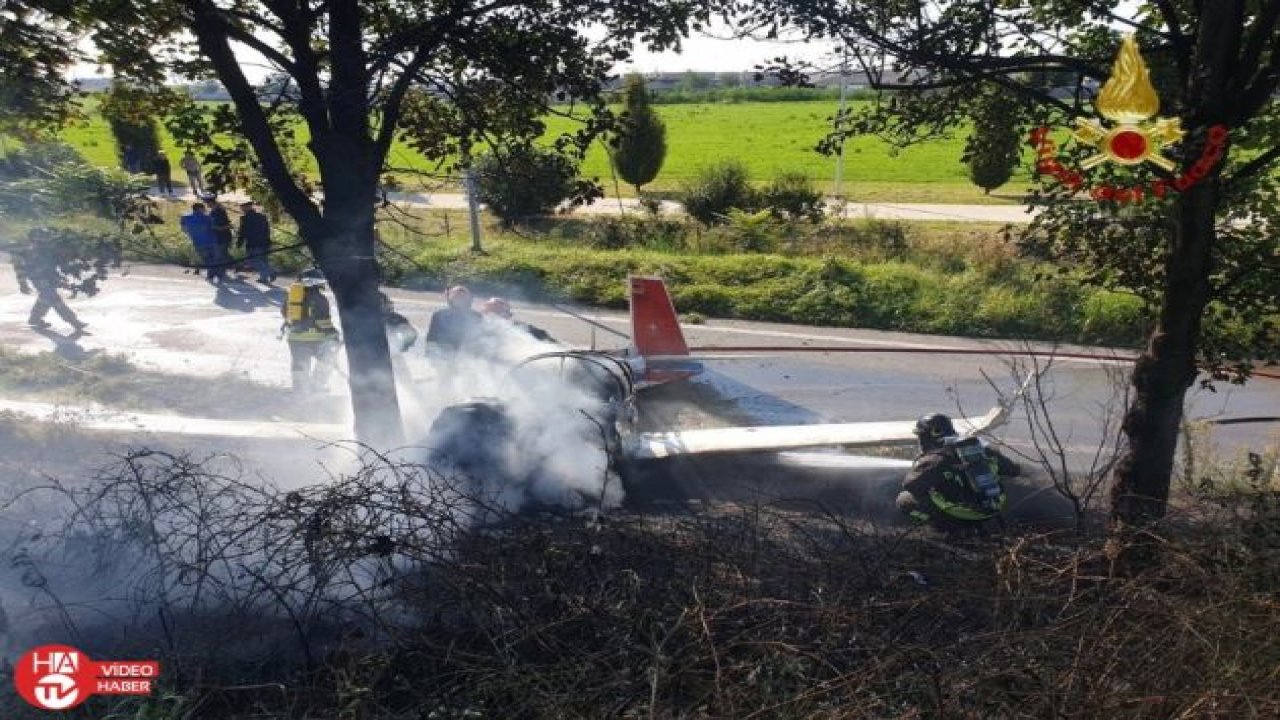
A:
[[25, 0, 719, 446], [746, 1, 1280, 533], [0, 0, 83, 141]]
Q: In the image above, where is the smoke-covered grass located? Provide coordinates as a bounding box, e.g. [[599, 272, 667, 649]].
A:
[[2, 445, 1279, 719]]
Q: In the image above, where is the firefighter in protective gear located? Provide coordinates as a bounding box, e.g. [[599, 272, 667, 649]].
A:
[[282, 269, 340, 392], [896, 413, 1020, 530], [12, 234, 88, 332]]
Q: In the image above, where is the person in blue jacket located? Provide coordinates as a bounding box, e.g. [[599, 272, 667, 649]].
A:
[[180, 203, 226, 283]]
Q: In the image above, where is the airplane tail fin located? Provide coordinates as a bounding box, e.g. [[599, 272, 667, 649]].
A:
[[629, 275, 689, 358]]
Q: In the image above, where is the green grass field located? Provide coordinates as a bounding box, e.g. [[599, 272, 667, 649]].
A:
[[544, 101, 1033, 201], [51, 99, 1032, 204]]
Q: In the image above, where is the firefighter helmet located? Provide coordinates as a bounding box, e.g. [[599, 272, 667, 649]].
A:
[[300, 268, 326, 287], [913, 413, 956, 450]]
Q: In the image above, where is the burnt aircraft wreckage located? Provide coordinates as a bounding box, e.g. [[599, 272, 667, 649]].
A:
[[422, 277, 1013, 509]]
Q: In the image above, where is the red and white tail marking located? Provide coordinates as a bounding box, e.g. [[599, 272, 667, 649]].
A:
[[629, 276, 689, 358]]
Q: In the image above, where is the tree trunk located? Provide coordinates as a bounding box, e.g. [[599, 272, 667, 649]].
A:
[[1109, 2, 1242, 541], [1109, 178, 1218, 529], [323, 241, 404, 449], [310, 157, 405, 448]]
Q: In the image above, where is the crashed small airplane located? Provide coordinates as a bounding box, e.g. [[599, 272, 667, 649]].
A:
[[620, 276, 1009, 459], [423, 276, 1012, 496]]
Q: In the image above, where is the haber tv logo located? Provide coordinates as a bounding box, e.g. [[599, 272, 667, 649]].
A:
[[13, 644, 160, 711]]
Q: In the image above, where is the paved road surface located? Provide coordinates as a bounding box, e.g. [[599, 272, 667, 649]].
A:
[[388, 192, 1037, 223], [164, 187, 1035, 223]]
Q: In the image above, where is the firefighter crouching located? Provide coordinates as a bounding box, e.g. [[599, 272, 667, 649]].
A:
[[896, 413, 1021, 531], [282, 269, 340, 392]]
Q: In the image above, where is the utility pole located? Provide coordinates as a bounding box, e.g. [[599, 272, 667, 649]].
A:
[[833, 49, 849, 207], [461, 155, 483, 254]]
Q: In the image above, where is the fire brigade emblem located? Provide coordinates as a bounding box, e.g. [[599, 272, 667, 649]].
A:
[[1073, 35, 1184, 171]]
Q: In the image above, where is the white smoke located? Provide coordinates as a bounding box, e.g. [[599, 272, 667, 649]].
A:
[[393, 313, 626, 515], [0, 301, 631, 669]]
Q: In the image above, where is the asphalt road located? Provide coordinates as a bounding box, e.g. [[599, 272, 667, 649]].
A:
[[1, 261, 1277, 516]]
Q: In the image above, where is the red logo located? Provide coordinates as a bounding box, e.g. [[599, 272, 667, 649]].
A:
[[1030, 124, 1229, 203], [13, 644, 160, 711], [1026, 36, 1230, 203]]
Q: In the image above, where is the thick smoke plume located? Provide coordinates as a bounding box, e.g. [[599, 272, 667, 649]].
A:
[[392, 313, 627, 513]]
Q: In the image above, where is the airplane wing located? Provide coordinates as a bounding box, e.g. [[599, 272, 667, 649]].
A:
[[630, 404, 1009, 460]]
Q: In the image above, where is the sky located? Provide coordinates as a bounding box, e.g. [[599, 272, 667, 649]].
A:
[[619, 31, 839, 75], [71, 25, 841, 84]]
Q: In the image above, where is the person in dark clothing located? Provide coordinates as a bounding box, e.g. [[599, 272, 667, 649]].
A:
[[425, 286, 480, 397], [122, 144, 140, 173], [153, 151, 173, 195], [236, 201, 275, 283], [180, 203, 227, 283], [282, 269, 340, 393], [382, 292, 419, 353], [205, 195, 235, 273], [426, 286, 480, 356], [12, 235, 88, 332], [480, 296, 555, 342], [181, 151, 205, 196], [896, 413, 1021, 530]]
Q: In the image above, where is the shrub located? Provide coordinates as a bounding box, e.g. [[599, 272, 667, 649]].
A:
[[681, 160, 758, 225], [0, 161, 155, 224], [0, 141, 85, 179], [827, 218, 911, 260], [673, 285, 735, 316], [98, 83, 166, 173], [705, 208, 784, 253], [612, 75, 667, 194], [586, 215, 690, 251], [859, 262, 928, 327], [760, 171, 825, 222], [1082, 290, 1149, 344], [474, 144, 585, 226], [963, 88, 1024, 193]]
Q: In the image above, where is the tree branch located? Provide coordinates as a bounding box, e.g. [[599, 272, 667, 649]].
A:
[[218, 15, 296, 75], [366, 0, 525, 77], [371, 52, 434, 169], [1234, 22, 1280, 122], [188, 0, 320, 234], [1226, 144, 1280, 185], [1150, 0, 1192, 78], [1236, 0, 1280, 86], [266, 0, 329, 136]]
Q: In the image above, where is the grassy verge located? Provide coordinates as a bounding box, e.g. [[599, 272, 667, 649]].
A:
[[392, 219, 1149, 347]]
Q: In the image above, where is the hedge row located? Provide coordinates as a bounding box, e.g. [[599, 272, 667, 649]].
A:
[[407, 241, 1149, 347]]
